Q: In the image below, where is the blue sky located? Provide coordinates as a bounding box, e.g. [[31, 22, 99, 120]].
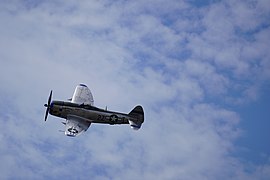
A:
[[0, 0, 270, 179]]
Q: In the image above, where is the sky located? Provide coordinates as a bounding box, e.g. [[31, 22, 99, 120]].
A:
[[0, 0, 269, 179]]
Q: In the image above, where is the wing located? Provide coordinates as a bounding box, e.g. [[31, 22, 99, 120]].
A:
[[65, 115, 91, 137], [71, 84, 94, 105]]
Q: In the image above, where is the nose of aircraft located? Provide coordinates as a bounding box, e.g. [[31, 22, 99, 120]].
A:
[[50, 101, 54, 109], [44, 90, 53, 121]]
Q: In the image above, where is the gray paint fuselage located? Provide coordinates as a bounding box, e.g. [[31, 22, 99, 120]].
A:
[[49, 101, 130, 125]]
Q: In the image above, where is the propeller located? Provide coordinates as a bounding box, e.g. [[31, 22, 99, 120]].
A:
[[44, 90, 52, 121]]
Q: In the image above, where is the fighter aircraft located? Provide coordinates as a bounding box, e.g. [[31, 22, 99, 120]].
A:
[[44, 84, 144, 137]]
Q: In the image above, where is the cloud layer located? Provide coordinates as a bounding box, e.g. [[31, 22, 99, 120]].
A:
[[0, 0, 269, 179]]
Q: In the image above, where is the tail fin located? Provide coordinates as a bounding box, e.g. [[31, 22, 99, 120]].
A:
[[128, 105, 144, 130]]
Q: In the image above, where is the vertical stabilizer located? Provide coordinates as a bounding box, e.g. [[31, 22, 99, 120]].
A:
[[128, 105, 144, 130]]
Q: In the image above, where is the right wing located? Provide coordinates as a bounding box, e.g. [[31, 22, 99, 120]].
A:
[[71, 84, 94, 105], [65, 115, 91, 137]]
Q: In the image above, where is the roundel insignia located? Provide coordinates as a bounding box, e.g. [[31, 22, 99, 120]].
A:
[[68, 128, 78, 134], [110, 114, 118, 122]]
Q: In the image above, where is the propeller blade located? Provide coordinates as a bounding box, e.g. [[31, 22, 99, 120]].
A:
[[45, 107, 49, 121], [48, 90, 52, 105], [44, 90, 53, 121]]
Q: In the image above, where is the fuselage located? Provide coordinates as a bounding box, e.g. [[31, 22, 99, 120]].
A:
[[49, 101, 130, 125]]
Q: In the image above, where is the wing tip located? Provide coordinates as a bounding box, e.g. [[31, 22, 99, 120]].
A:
[[79, 83, 87, 87]]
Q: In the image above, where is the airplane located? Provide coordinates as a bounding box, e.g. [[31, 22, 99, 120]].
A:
[[44, 84, 144, 137]]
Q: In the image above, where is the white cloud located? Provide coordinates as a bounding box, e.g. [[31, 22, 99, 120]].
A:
[[0, 0, 269, 179]]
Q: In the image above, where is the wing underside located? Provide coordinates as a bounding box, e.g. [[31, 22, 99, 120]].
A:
[[71, 84, 94, 105], [65, 115, 91, 137]]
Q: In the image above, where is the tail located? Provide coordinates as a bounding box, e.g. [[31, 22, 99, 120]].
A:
[[128, 105, 144, 130]]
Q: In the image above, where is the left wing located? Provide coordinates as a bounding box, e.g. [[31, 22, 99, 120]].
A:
[[65, 115, 91, 137], [71, 84, 94, 105]]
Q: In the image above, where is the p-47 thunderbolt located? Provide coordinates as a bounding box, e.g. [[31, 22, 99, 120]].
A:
[[44, 84, 144, 137]]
